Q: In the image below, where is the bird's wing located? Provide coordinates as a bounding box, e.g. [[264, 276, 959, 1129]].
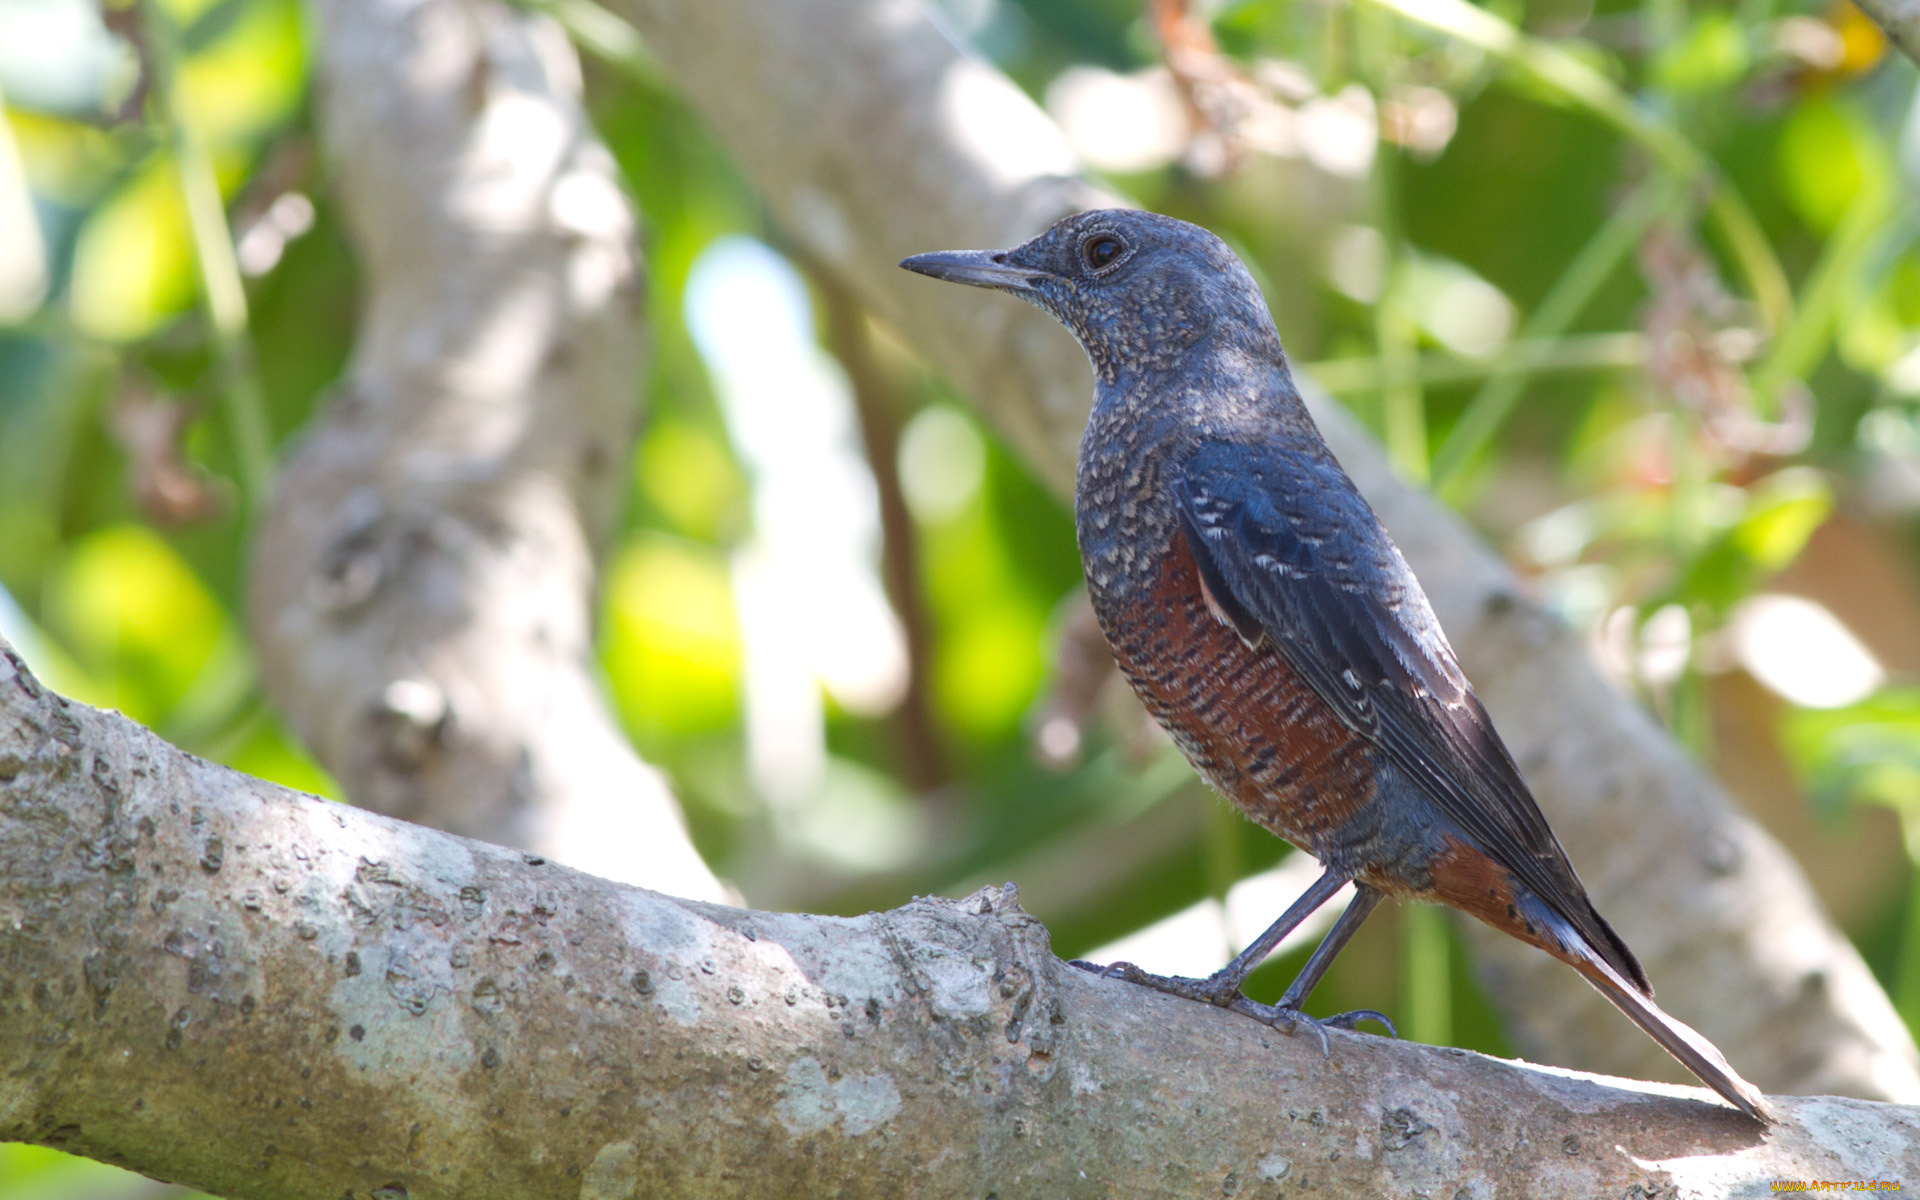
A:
[[1175, 438, 1647, 993]]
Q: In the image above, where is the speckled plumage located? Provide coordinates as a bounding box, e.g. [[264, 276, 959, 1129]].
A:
[[901, 210, 1769, 1122]]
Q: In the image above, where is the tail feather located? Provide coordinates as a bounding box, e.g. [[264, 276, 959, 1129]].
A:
[[1570, 953, 1774, 1124], [1428, 842, 1771, 1122]]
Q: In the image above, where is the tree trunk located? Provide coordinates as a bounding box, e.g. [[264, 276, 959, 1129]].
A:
[[247, 0, 721, 902]]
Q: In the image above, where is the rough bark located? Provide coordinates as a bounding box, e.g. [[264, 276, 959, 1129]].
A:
[[609, 0, 1920, 1101], [248, 0, 721, 901], [6, 642, 1920, 1200]]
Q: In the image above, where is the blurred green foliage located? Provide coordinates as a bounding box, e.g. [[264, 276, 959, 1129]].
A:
[[3, 0, 1920, 1190]]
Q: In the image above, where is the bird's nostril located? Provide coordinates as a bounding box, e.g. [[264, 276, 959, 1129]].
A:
[[991, 253, 1007, 264]]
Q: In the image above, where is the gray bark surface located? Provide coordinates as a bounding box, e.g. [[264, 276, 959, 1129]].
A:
[[247, 0, 721, 901], [609, 0, 1920, 1101], [4, 641, 1918, 1200]]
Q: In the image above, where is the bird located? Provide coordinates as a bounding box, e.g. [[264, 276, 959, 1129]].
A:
[[900, 209, 1770, 1123]]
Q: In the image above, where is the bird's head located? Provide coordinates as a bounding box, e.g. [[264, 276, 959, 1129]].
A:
[[900, 209, 1282, 385]]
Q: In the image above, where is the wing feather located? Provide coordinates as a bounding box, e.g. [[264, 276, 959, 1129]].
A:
[[1175, 439, 1648, 994]]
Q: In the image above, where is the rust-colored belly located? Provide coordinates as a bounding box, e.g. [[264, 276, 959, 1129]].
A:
[[1095, 529, 1378, 858]]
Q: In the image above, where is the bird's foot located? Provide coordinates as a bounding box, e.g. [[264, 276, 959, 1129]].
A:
[[1221, 997, 1397, 1056], [1068, 959, 1398, 1055]]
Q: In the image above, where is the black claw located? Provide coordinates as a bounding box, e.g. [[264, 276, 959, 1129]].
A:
[[1071, 959, 1162, 988], [1221, 996, 1335, 1055], [1321, 1008, 1397, 1037]]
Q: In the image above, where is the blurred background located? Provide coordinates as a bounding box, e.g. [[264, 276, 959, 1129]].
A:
[[2, 0, 1918, 1190]]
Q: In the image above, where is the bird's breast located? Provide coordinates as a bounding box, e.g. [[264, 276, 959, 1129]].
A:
[[1088, 526, 1387, 868]]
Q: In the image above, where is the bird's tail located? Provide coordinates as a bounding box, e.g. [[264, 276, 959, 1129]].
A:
[[1567, 950, 1773, 1124], [1426, 837, 1771, 1121]]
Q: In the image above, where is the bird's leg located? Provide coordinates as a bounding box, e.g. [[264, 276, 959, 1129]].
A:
[[1072, 873, 1397, 1047], [1246, 883, 1394, 1036], [1069, 867, 1347, 1006], [1196, 866, 1352, 1002]]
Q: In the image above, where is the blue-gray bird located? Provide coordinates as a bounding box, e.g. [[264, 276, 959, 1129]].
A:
[[901, 209, 1769, 1123]]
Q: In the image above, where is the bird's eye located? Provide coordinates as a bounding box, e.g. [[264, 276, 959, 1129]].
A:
[[1082, 234, 1125, 270]]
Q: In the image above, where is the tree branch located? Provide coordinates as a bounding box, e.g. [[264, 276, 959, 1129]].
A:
[[818, 277, 948, 796], [607, 0, 1920, 1100], [248, 0, 721, 901], [6, 641, 1919, 1198]]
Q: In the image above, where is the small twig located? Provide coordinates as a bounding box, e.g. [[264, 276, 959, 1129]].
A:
[[98, 6, 155, 124], [817, 277, 949, 796], [138, 0, 275, 512], [109, 379, 230, 525], [1896, 808, 1920, 1033], [1750, 185, 1902, 409], [1304, 331, 1654, 394], [1432, 177, 1681, 492], [1030, 595, 1119, 771], [1640, 220, 1809, 463]]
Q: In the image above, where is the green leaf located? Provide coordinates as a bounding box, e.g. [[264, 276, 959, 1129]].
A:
[[600, 535, 741, 741], [45, 522, 235, 723], [67, 153, 197, 341], [1777, 94, 1891, 236], [1650, 12, 1750, 93], [1781, 688, 1920, 820], [1729, 468, 1831, 571], [1665, 470, 1831, 615], [637, 418, 747, 542]]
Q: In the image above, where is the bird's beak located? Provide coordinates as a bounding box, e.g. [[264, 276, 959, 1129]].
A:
[[899, 249, 1039, 293]]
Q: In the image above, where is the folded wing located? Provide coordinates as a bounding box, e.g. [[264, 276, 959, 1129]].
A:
[[1174, 437, 1647, 994]]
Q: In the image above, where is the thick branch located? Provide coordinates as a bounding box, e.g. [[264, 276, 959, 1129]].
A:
[[6, 643, 1919, 1199], [612, 0, 1920, 1099], [250, 0, 720, 900]]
